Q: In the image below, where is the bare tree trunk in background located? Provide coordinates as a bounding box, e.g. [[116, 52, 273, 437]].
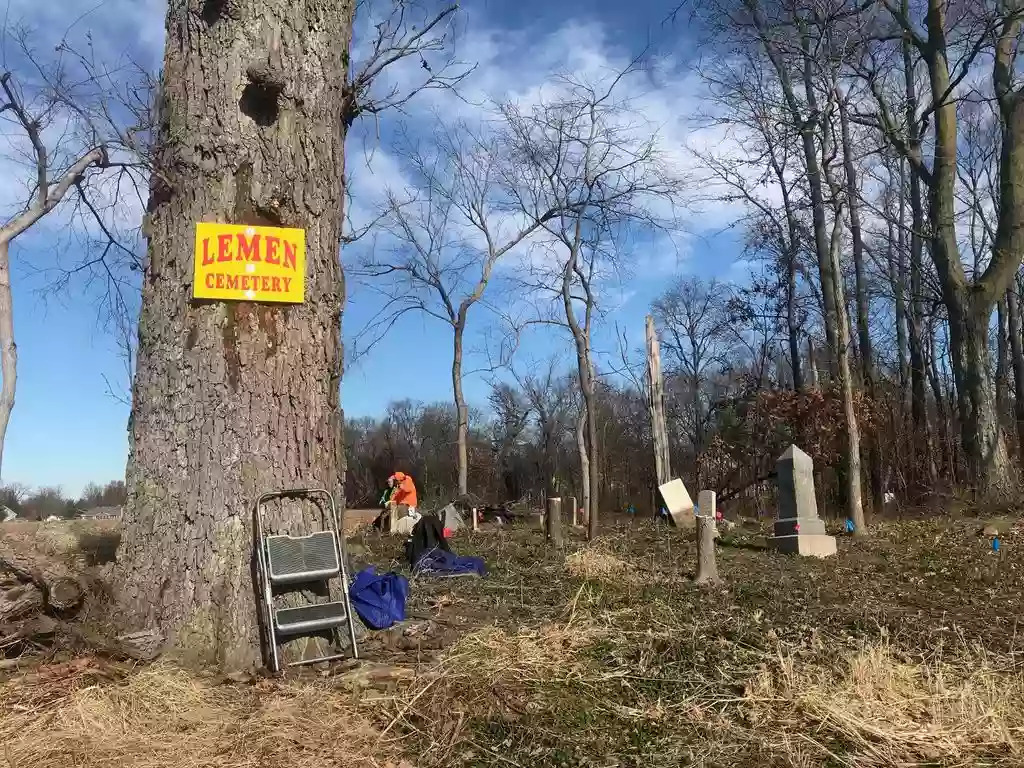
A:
[[785, 239, 803, 392], [807, 338, 820, 389], [1006, 285, 1024, 457], [903, 22, 936, 488], [926, 317, 951, 472], [830, 214, 866, 533], [116, 0, 355, 668], [453, 323, 469, 496], [997, 298, 1010, 423], [839, 94, 882, 511], [576, 406, 591, 525], [0, 241, 15, 482], [894, 159, 911, 406]]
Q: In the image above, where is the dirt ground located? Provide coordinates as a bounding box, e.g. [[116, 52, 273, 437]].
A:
[[3, 511, 1024, 767]]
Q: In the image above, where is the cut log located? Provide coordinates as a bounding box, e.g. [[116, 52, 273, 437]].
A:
[[0, 582, 44, 622], [64, 625, 163, 662], [0, 537, 84, 611]]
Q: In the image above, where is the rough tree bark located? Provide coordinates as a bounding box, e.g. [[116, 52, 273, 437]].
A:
[[115, 0, 355, 668]]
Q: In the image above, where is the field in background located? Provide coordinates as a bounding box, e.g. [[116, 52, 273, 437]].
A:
[[2, 514, 1024, 767], [1, 508, 382, 563]]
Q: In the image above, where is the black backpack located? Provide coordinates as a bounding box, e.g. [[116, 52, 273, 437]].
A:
[[404, 514, 450, 567]]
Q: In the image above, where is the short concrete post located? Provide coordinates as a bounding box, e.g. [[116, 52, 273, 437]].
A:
[[570, 495, 578, 527], [695, 490, 720, 585], [546, 497, 563, 547], [471, 506, 479, 532]]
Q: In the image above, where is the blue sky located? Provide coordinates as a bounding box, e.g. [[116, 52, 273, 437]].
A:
[[1, 0, 749, 495]]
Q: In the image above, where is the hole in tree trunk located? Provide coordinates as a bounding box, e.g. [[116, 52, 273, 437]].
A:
[[201, 0, 229, 25], [239, 82, 280, 127]]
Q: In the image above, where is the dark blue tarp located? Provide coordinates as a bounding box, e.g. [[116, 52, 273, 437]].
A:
[[348, 567, 409, 630], [413, 548, 487, 578]]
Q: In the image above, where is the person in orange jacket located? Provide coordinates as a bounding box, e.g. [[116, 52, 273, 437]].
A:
[[388, 471, 419, 518]]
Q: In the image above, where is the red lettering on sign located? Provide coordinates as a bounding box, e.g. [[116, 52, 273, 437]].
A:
[[217, 234, 233, 262], [215, 273, 225, 289], [284, 240, 297, 270], [236, 233, 261, 262], [202, 238, 215, 266], [264, 236, 281, 265], [271, 276, 282, 292], [205, 274, 215, 288], [225, 274, 239, 291], [283, 277, 292, 293]]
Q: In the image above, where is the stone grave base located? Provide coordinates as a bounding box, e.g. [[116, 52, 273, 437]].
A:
[[769, 533, 837, 558]]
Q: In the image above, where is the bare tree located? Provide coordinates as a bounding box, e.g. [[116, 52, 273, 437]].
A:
[[355, 119, 561, 497], [500, 63, 682, 538], [852, 0, 1024, 495], [0, 43, 146, 480], [513, 359, 575, 533], [653, 277, 733, 465]]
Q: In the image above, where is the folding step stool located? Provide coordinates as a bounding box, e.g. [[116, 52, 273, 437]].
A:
[[254, 488, 359, 673]]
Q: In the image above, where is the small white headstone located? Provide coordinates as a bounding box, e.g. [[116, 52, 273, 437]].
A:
[[658, 478, 695, 528]]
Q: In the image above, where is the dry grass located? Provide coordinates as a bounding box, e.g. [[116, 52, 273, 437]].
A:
[[564, 539, 677, 587], [0, 658, 400, 768], [743, 638, 1024, 766], [6, 518, 1024, 766]]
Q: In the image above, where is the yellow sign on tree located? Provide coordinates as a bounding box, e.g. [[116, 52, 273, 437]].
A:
[[193, 223, 306, 303]]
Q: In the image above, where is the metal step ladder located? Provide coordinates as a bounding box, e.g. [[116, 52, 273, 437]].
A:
[[254, 488, 359, 673]]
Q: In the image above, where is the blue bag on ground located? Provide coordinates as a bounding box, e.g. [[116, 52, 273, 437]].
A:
[[414, 548, 487, 578], [348, 567, 409, 630]]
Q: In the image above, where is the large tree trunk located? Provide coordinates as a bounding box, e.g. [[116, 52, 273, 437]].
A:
[[452, 323, 469, 496], [0, 240, 15, 482], [115, 0, 355, 669]]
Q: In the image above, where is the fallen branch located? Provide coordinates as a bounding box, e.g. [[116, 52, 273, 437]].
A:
[[0, 582, 44, 622]]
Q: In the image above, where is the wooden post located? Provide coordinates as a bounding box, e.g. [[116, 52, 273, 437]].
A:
[[546, 497, 563, 547], [570, 495, 578, 527], [695, 490, 721, 585], [646, 315, 671, 515]]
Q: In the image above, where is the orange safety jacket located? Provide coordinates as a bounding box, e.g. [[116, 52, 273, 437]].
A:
[[389, 472, 418, 508]]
